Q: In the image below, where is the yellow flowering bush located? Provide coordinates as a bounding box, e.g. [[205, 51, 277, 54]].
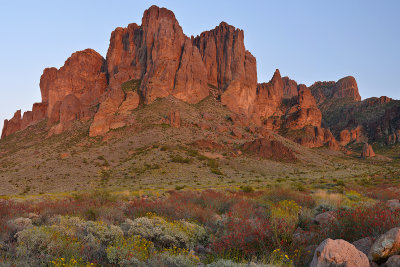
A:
[[49, 257, 96, 267], [106, 235, 154, 264], [270, 200, 301, 247], [268, 248, 294, 267]]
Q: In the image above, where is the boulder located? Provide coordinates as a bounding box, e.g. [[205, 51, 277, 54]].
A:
[[352, 237, 375, 256], [314, 211, 337, 225], [310, 238, 369, 267], [384, 255, 400, 267], [386, 199, 400, 211], [369, 227, 400, 263]]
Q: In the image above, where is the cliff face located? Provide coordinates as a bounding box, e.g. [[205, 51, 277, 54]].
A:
[[89, 5, 258, 136], [193, 22, 258, 116], [8, 4, 399, 151]]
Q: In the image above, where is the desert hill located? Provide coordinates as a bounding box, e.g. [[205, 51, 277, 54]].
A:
[[1, 5, 400, 196]]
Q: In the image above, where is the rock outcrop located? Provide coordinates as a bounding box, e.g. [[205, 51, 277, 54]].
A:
[[89, 6, 258, 136], [106, 7, 209, 104], [1, 110, 22, 139], [282, 76, 298, 99], [42, 49, 107, 130], [169, 110, 181, 128], [385, 255, 400, 267], [252, 69, 284, 120], [285, 84, 322, 130], [2, 4, 386, 153], [339, 126, 368, 146], [242, 137, 297, 161], [310, 76, 361, 105], [361, 143, 375, 159], [311, 238, 369, 267], [352, 237, 375, 256], [194, 22, 258, 116]]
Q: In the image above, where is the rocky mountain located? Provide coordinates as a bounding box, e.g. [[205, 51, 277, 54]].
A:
[[310, 77, 400, 145], [2, 5, 398, 153]]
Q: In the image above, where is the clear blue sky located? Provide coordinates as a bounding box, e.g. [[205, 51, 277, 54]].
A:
[[1, 0, 399, 130]]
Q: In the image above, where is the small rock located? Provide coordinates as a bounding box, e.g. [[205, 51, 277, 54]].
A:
[[60, 152, 70, 159], [310, 238, 369, 267]]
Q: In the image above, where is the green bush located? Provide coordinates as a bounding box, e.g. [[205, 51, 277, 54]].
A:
[[240, 185, 254, 193], [125, 216, 207, 249], [121, 79, 141, 92]]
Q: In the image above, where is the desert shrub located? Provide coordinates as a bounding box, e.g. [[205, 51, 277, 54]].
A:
[[49, 257, 94, 266], [262, 187, 315, 208], [268, 248, 294, 267], [15, 216, 124, 264], [312, 190, 344, 208], [147, 250, 200, 267], [211, 213, 272, 261], [175, 185, 185, 191], [297, 207, 314, 230], [314, 203, 335, 214], [16, 226, 82, 264], [240, 185, 254, 193], [270, 200, 301, 249], [106, 235, 154, 265], [125, 215, 207, 249], [124, 190, 238, 227], [363, 187, 400, 201], [121, 79, 141, 92], [317, 203, 400, 242], [207, 259, 245, 266]]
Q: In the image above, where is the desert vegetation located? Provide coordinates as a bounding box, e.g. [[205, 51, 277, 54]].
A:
[[1, 186, 399, 266]]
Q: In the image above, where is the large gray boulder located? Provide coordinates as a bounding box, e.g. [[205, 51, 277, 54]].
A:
[[369, 227, 400, 263]]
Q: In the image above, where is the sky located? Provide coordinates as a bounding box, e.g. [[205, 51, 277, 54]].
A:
[[0, 0, 399, 131]]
